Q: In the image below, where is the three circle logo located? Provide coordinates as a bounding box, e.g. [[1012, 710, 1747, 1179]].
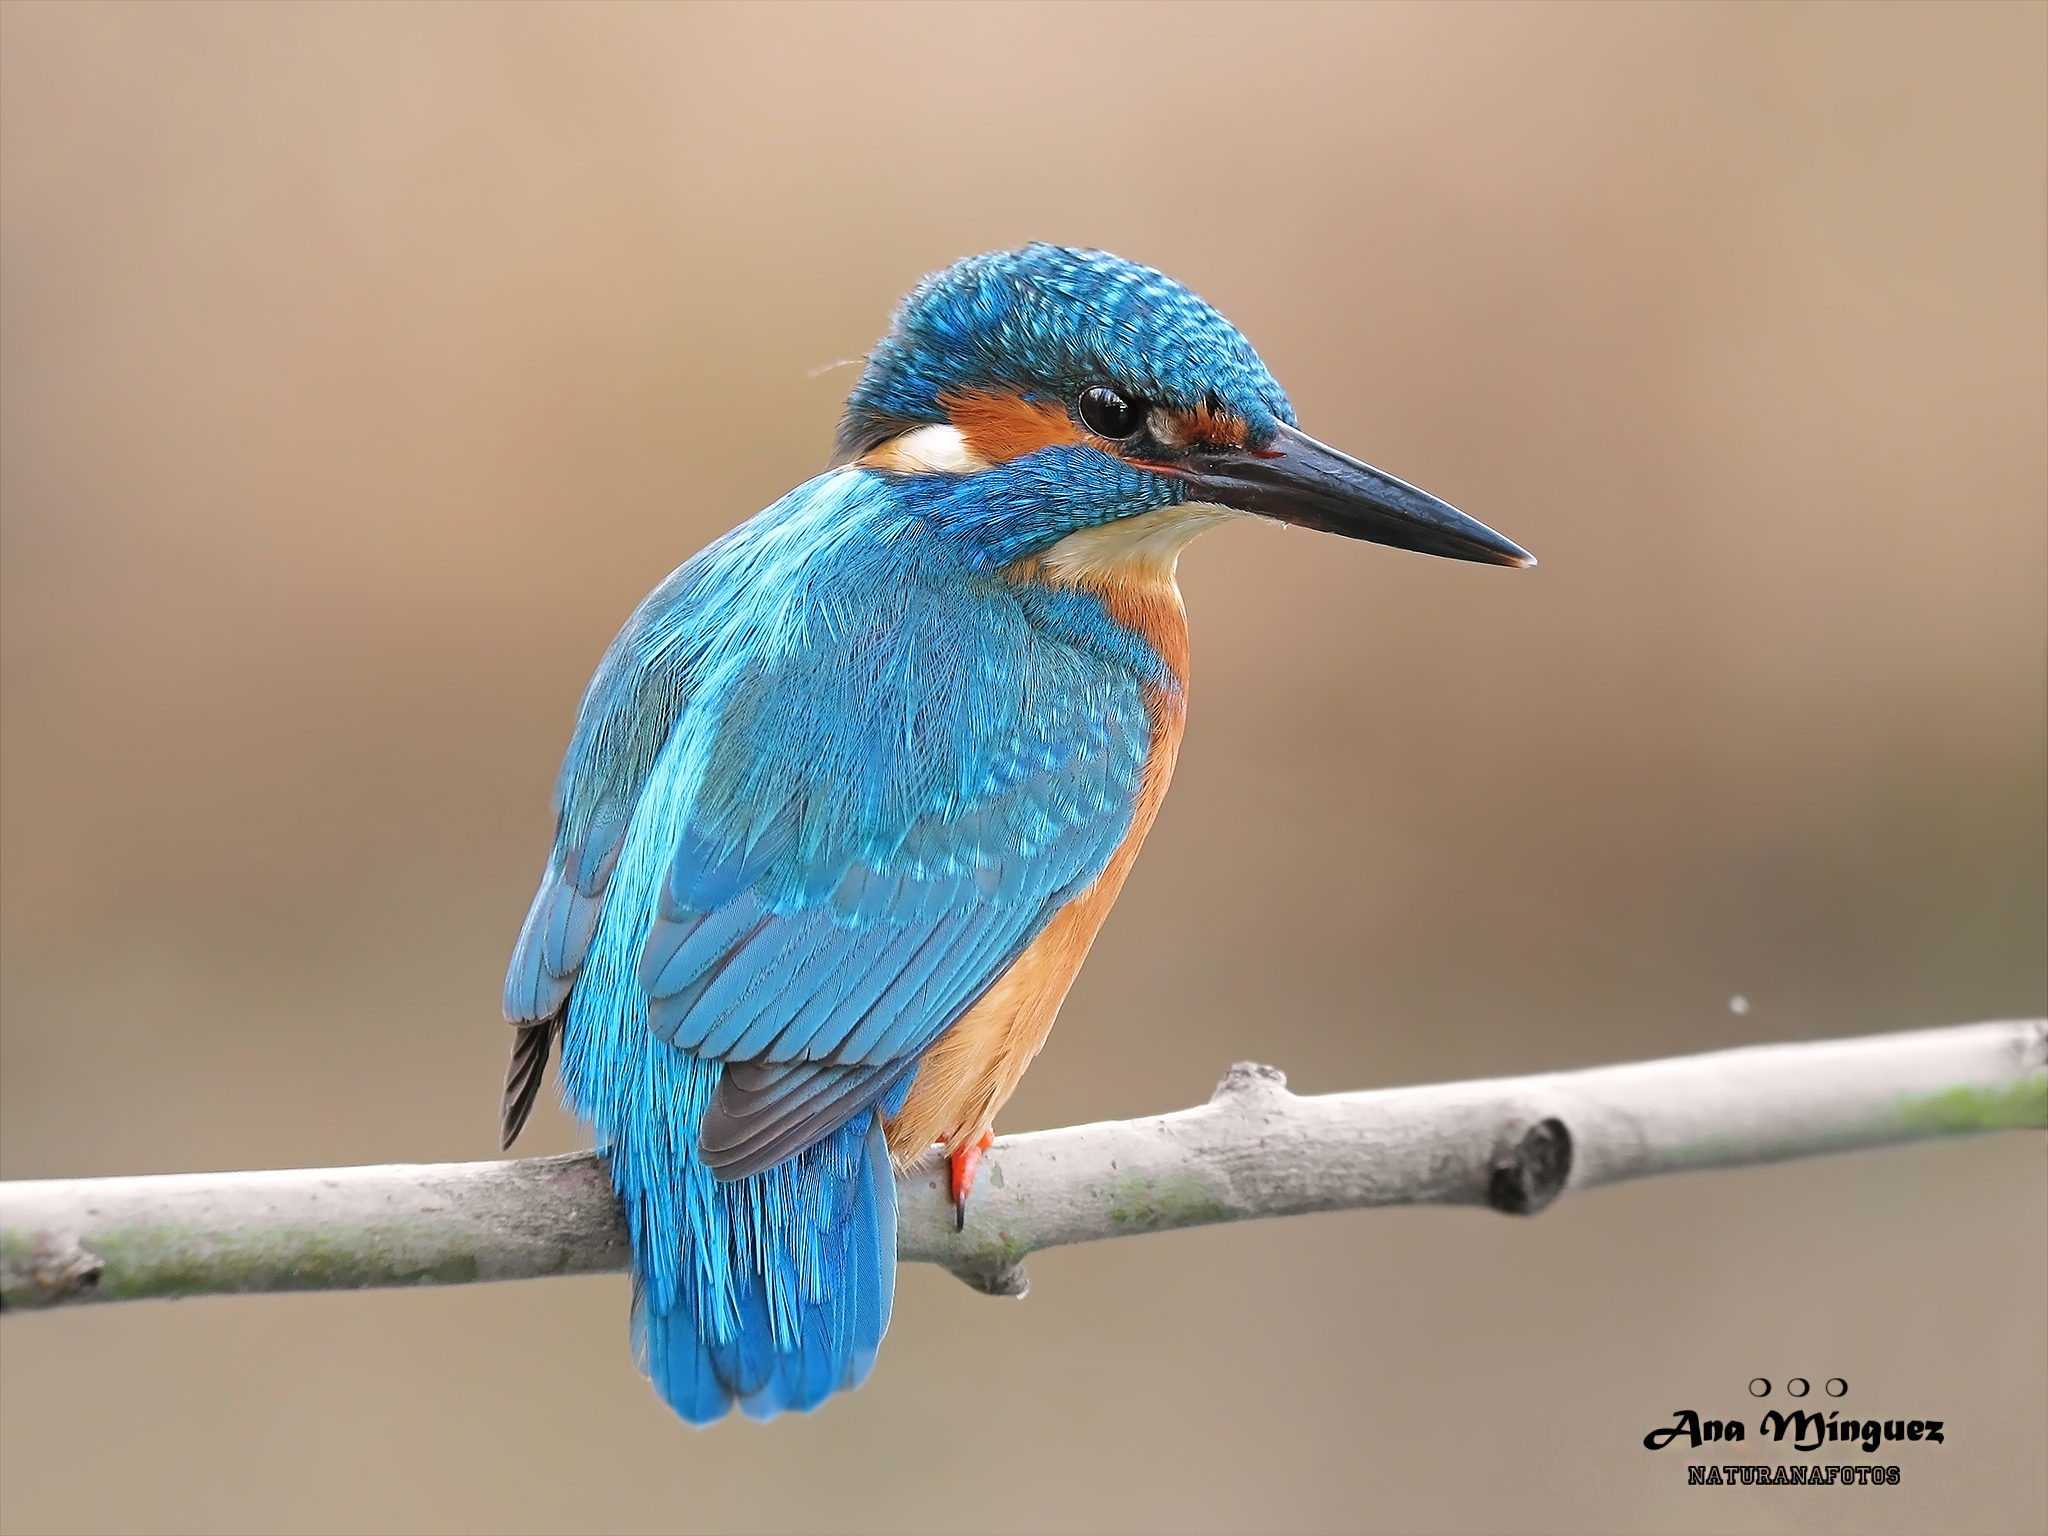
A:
[[1748, 1378, 1848, 1398]]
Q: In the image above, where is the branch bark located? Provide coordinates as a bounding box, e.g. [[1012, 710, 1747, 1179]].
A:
[[4, 1020, 2042, 1310]]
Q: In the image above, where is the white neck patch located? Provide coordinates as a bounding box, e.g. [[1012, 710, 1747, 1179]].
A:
[[859, 424, 992, 476]]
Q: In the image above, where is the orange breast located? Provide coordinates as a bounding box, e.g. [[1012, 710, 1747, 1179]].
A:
[[884, 568, 1189, 1167]]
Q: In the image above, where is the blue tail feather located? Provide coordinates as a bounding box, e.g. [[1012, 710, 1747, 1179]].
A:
[[556, 837, 915, 1425], [633, 1291, 730, 1424], [598, 1032, 900, 1425]]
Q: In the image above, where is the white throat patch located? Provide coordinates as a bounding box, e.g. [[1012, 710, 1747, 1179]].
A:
[[1040, 501, 1243, 585]]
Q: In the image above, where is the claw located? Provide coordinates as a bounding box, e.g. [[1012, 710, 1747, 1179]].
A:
[[950, 1130, 995, 1232]]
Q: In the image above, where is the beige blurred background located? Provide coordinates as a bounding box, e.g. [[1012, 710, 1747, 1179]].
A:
[[1, 3, 2042, 1532]]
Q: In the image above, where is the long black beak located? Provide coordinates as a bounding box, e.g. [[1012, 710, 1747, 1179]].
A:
[[1157, 423, 1534, 567]]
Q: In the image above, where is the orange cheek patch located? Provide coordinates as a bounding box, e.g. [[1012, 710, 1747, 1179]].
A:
[[1171, 401, 1250, 449], [940, 389, 1086, 463]]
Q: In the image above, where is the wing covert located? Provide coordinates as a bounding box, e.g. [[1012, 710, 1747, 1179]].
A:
[[642, 685, 1150, 1179]]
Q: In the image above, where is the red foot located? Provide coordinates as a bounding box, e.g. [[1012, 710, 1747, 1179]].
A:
[[950, 1131, 995, 1232]]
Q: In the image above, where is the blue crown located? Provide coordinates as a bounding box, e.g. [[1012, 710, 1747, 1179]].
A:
[[836, 244, 1295, 461]]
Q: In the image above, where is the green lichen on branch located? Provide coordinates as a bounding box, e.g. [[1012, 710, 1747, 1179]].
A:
[[86, 1224, 488, 1300], [1895, 1075, 2048, 1135], [1104, 1172, 1237, 1232]]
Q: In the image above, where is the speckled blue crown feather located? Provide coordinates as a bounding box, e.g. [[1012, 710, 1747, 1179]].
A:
[[836, 244, 1295, 460]]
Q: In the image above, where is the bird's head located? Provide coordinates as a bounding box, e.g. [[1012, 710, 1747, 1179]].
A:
[[835, 244, 1532, 573]]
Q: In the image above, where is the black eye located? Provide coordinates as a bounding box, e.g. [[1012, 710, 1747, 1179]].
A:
[[1078, 385, 1141, 439]]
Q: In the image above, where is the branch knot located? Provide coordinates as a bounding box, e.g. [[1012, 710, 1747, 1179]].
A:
[[1210, 1061, 1290, 1105], [0, 1230, 104, 1310], [1486, 1118, 1573, 1216]]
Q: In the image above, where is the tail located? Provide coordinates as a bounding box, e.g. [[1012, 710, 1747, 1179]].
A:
[[557, 967, 902, 1424], [629, 1110, 897, 1423]]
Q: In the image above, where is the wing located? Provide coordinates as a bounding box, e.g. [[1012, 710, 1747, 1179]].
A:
[[639, 549, 1155, 1177], [640, 690, 1147, 1177]]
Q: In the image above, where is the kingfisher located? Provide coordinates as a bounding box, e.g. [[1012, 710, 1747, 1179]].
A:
[[499, 244, 1531, 1424]]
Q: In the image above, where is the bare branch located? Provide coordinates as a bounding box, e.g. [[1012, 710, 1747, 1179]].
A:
[[4, 1021, 2042, 1310]]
